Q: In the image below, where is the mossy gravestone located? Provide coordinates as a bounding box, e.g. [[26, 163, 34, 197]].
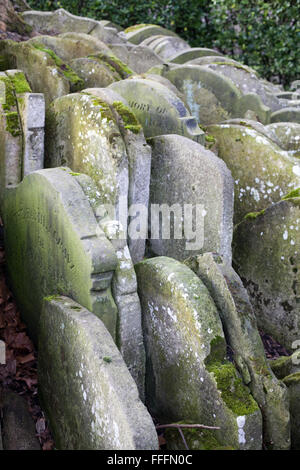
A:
[[233, 194, 300, 351], [141, 35, 189, 60], [109, 78, 204, 143], [282, 373, 300, 450], [0, 40, 83, 107], [185, 252, 290, 450], [266, 123, 300, 154], [169, 48, 223, 64], [148, 135, 234, 263], [3, 167, 118, 342], [124, 24, 178, 45], [38, 296, 158, 450], [207, 122, 300, 223], [135, 256, 263, 450]]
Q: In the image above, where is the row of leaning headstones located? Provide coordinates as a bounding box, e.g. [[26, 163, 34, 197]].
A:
[[0, 6, 299, 450]]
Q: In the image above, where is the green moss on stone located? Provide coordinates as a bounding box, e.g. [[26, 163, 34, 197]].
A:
[[244, 209, 266, 220], [5, 111, 21, 136], [89, 53, 133, 80], [0, 55, 10, 72], [282, 372, 300, 386], [112, 100, 142, 134], [89, 96, 115, 123], [204, 336, 226, 368], [1, 76, 16, 111], [282, 188, 300, 200], [207, 362, 258, 416], [124, 24, 152, 33], [103, 356, 112, 363], [31, 43, 84, 90], [44, 294, 62, 302], [9, 72, 31, 94]]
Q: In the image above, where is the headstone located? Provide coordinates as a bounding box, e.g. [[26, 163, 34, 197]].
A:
[[169, 47, 223, 64], [266, 122, 300, 154], [156, 65, 271, 125], [207, 122, 300, 223], [282, 373, 300, 449], [123, 24, 178, 45], [0, 40, 83, 106], [144, 35, 189, 60], [46, 92, 129, 236], [110, 44, 164, 74], [135, 256, 262, 450], [270, 352, 300, 379], [148, 135, 234, 263], [233, 194, 300, 351], [185, 252, 290, 450], [109, 78, 205, 143], [22, 8, 99, 34], [38, 296, 158, 450], [69, 57, 120, 88], [271, 107, 300, 124], [28, 34, 110, 62], [59, 31, 111, 53], [3, 167, 118, 342], [83, 87, 151, 263]]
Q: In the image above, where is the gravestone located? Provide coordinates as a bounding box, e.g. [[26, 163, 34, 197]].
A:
[[271, 107, 300, 124], [38, 296, 158, 450], [148, 135, 234, 263], [185, 252, 290, 450], [69, 57, 120, 88], [109, 78, 205, 143], [3, 167, 118, 342], [282, 373, 300, 450], [233, 193, 300, 351], [266, 122, 300, 154], [46, 92, 129, 236], [22, 8, 100, 34], [143, 35, 189, 60], [83, 87, 151, 263], [156, 65, 271, 125], [135, 256, 262, 450], [207, 122, 300, 223], [27, 35, 109, 62], [169, 48, 223, 64], [123, 24, 178, 45], [110, 44, 164, 74], [0, 40, 83, 106]]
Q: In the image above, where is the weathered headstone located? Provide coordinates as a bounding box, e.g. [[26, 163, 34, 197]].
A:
[[148, 135, 234, 263], [109, 78, 205, 143], [46, 92, 129, 236], [83, 87, 151, 263], [22, 8, 100, 34], [266, 122, 300, 155], [155, 64, 271, 125], [169, 47, 223, 64], [38, 296, 158, 450], [69, 57, 120, 88], [233, 193, 300, 351], [3, 167, 118, 342], [185, 252, 290, 450], [270, 352, 300, 380], [110, 44, 164, 74], [135, 256, 262, 450], [0, 40, 83, 106], [143, 35, 189, 60], [207, 122, 300, 223], [123, 24, 178, 45], [271, 107, 300, 124]]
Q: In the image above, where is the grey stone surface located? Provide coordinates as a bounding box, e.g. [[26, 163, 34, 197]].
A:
[[3, 167, 118, 342], [186, 252, 290, 450], [282, 373, 300, 449], [271, 107, 300, 124], [169, 47, 223, 64], [233, 195, 300, 351], [38, 296, 158, 450], [148, 134, 234, 263], [22, 8, 99, 34], [135, 256, 263, 450], [266, 122, 300, 155], [124, 24, 178, 45], [109, 78, 205, 143], [1, 389, 40, 450], [144, 35, 189, 60]]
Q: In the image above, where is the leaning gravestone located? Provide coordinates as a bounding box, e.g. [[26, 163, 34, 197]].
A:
[[143, 35, 189, 60], [207, 122, 300, 223], [270, 107, 300, 124], [3, 167, 118, 342], [148, 135, 234, 263], [38, 296, 158, 450], [169, 47, 223, 64], [109, 78, 205, 143], [0, 40, 83, 106], [266, 122, 300, 155], [46, 92, 129, 236], [123, 24, 178, 45], [233, 192, 300, 351], [155, 64, 271, 125], [22, 8, 100, 34], [83, 87, 151, 264], [135, 256, 262, 450], [110, 43, 164, 74], [185, 252, 290, 450]]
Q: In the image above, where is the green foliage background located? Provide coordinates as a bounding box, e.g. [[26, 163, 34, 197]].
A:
[[27, 0, 300, 86]]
